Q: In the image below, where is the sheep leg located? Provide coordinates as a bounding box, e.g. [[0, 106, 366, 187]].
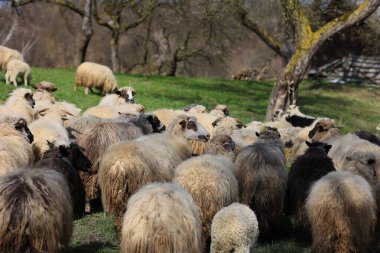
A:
[[24, 72, 28, 86], [73, 83, 77, 92], [84, 87, 89, 95], [5, 72, 9, 85], [11, 75, 17, 87]]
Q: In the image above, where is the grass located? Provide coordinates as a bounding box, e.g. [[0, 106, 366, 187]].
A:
[[1, 67, 380, 252]]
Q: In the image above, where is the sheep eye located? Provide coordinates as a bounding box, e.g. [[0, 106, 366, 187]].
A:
[[186, 121, 197, 131]]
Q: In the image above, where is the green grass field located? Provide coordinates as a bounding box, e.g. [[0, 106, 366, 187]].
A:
[[1, 67, 380, 253]]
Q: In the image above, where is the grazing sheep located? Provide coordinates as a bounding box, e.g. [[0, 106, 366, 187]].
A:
[[5, 59, 31, 86], [342, 152, 377, 186], [29, 118, 70, 161], [73, 62, 117, 95], [210, 203, 259, 253], [32, 80, 57, 92], [99, 114, 209, 230], [0, 117, 34, 176], [83, 103, 144, 119], [286, 141, 335, 228], [234, 128, 287, 239], [0, 45, 23, 71], [120, 182, 202, 253], [98, 86, 136, 106], [306, 171, 376, 253], [204, 134, 237, 162], [0, 88, 35, 123], [78, 116, 155, 212], [173, 154, 239, 250], [34, 141, 91, 219], [0, 168, 73, 253]]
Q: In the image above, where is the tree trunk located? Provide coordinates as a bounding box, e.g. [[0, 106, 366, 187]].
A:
[[74, 0, 93, 66], [110, 32, 120, 72]]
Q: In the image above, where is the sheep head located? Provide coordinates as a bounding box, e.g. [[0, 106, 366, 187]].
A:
[[169, 115, 210, 142], [14, 118, 34, 143], [308, 119, 337, 140], [145, 113, 166, 133], [344, 152, 377, 186], [305, 141, 332, 155], [115, 86, 136, 104]]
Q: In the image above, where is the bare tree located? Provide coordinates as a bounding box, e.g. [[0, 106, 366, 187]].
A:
[[93, 0, 157, 72]]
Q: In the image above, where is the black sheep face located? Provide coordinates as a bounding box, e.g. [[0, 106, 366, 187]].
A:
[[146, 114, 166, 133], [69, 143, 91, 172], [305, 141, 332, 155], [14, 118, 34, 143], [24, 92, 35, 108]]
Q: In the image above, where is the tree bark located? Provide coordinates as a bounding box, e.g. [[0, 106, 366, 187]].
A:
[[110, 32, 120, 72], [265, 0, 380, 121], [74, 0, 93, 66]]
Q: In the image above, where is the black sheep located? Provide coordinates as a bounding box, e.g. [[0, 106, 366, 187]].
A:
[[354, 130, 380, 146], [286, 141, 335, 227]]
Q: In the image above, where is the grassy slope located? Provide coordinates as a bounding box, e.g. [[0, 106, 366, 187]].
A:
[[1, 67, 380, 253]]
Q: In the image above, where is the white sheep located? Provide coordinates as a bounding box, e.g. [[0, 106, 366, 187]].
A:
[[210, 104, 229, 117], [5, 59, 31, 86], [83, 104, 144, 119], [73, 62, 118, 95], [98, 114, 210, 230], [211, 203, 259, 253], [120, 182, 202, 253], [99, 86, 136, 106], [0, 117, 34, 176], [0, 88, 35, 123], [0, 45, 23, 71], [173, 154, 239, 250]]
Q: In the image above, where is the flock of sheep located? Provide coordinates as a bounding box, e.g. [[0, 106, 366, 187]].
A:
[[0, 45, 380, 253]]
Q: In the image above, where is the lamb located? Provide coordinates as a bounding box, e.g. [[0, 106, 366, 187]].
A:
[[78, 114, 159, 212], [0, 45, 23, 71], [5, 59, 31, 87], [173, 154, 239, 251], [98, 114, 209, 230], [98, 86, 136, 106], [210, 203, 259, 253], [306, 171, 376, 253], [73, 62, 118, 95], [120, 182, 202, 253], [234, 128, 287, 239], [286, 141, 335, 230], [0, 168, 73, 253], [0, 88, 35, 123], [0, 117, 34, 176]]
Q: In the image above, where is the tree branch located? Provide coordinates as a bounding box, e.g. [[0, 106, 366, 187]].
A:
[[11, 0, 84, 16]]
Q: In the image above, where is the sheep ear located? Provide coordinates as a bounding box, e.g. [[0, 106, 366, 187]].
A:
[[324, 144, 332, 153], [212, 118, 222, 127], [255, 132, 260, 137], [24, 92, 32, 100], [146, 115, 154, 123], [179, 120, 187, 128], [305, 141, 312, 147], [58, 145, 70, 157], [47, 140, 54, 149]]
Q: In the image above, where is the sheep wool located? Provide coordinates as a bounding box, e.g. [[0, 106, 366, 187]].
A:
[[306, 171, 376, 253], [74, 62, 118, 95], [211, 203, 259, 253], [120, 182, 202, 253]]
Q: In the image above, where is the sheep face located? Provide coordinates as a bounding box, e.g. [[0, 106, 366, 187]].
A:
[[24, 92, 35, 109], [146, 114, 166, 133], [68, 143, 91, 172], [116, 88, 135, 103], [305, 141, 332, 155], [14, 118, 34, 143], [345, 153, 377, 185], [308, 120, 335, 139], [179, 117, 210, 142]]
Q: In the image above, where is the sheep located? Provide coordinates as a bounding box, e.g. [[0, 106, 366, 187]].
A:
[[183, 104, 206, 113], [32, 80, 57, 92], [210, 104, 229, 117], [204, 134, 237, 162], [354, 130, 380, 146], [0, 168, 73, 253], [234, 128, 287, 239], [306, 171, 376, 253], [73, 62, 118, 95], [173, 154, 239, 251], [34, 141, 91, 219], [5, 59, 31, 87], [342, 152, 377, 186], [78, 115, 157, 212], [210, 203, 259, 253], [0, 88, 35, 123], [28, 118, 70, 161], [33, 89, 55, 109], [120, 182, 202, 253], [66, 115, 106, 140], [153, 108, 186, 127], [0, 45, 23, 71], [286, 141, 335, 231], [98, 86, 136, 106], [0, 117, 34, 176], [98, 114, 209, 230], [230, 128, 258, 152], [83, 103, 144, 119]]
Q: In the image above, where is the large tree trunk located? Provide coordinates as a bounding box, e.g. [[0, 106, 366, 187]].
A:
[[74, 0, 93, 66], [110, 32, 120, 72]]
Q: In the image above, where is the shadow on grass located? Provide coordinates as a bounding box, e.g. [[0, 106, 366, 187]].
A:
[[67, 241, 118, 253]]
